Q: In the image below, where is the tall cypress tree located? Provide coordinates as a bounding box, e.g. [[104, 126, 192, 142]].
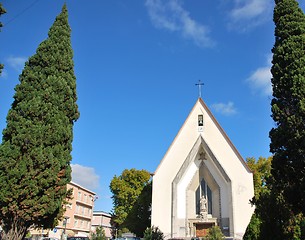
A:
[[270, 0, 305, 215], [0, 4, 79, 240]]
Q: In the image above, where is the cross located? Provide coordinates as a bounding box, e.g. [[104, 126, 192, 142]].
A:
[[195, 80, 204, 98]]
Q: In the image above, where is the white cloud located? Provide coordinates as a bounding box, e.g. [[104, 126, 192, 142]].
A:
[[228, 0, 273, 31], [71, 164, 100, 191], [145, 0, 214, 48], [211, 101, 237, 116], [247, 54, 272, 95], [6, 56, 27, 72]]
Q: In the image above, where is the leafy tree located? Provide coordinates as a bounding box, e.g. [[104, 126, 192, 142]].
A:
[[246, 157, 272, 200], [110, 168, 151, 237], [243, 214, 261, 240], [269, 0, 305, 215], [124, 181, 152, 237], [91, 226, 107, 240], [0, 4, 79, 240], [255, 190, 305, 240], [244, 157, 305, 239], [143, 226, 164, 240], [0, 3, 6, 75], [205, 226, 224, 240], [244, 157, 272, 240]]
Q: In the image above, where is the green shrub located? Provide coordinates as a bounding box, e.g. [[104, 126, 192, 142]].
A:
[[90, 226, 107, 240], [204, 226, 224, 240], [144, 226, 164, 240]]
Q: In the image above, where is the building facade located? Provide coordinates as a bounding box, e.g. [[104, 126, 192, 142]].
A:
[[47, 181, 96, 239], [151, 98, 254, 239], [91, 211, 112, 239]]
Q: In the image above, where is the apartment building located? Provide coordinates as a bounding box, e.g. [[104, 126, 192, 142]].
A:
[[46, 181, 96, 239], [91, 211, 112, 239]]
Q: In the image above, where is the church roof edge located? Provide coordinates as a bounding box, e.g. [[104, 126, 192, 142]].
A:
[[153, 98, 252, 175], [197, 98, 252, 173]]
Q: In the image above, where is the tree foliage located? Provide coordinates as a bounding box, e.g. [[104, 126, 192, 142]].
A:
[[110, 168, 151, 237], [0, 3, 5, 27], [0, 3, 6, 75], [243, 213, 261, 240], [244, 157, 272, 240], [255, 190, 305, 240], [244, 1, 305, 239], [0, 4, 79, 240], [205, 226, 224, 240], [244, 156, 305, 239], [91, 226, 107, 240], [270, 0, 305, 214], [124, 181, 152, 237], [143, 226, 164, 240], [246, 156, 272, 200]]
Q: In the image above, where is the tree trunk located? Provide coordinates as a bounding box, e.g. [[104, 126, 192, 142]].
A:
[[1, 219, 28, 240]]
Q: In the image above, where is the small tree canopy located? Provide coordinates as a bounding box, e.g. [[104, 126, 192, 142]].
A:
[[246, 156, 272, 200], [110, 168, 151, 237], [144, 226, 164, 240], [91, 226, 107, 240]]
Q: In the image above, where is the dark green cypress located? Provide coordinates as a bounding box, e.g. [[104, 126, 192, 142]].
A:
[[0, 4, 79, 239], [270, 0, 305, 214]]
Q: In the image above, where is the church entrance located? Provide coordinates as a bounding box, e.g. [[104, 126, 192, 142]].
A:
[[196, 223, 215, 237]]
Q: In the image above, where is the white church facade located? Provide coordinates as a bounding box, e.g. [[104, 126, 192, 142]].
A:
[[151, 98, 254, 239]]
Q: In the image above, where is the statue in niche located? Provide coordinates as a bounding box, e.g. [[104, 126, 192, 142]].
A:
[[200, 195, 208, 221]]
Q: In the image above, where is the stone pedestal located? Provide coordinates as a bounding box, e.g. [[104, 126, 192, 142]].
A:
[[188, 217, 218, 237]]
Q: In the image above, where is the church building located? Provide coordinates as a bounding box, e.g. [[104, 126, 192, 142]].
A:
[[151, 98, 254, 239]]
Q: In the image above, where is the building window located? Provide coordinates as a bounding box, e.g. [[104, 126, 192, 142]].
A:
[[74, 220, 78, 227], [195, 178, 212, 215], [84, 194, 87, 203], [78, 191, 82, 200], [198, 114, 204, 126]]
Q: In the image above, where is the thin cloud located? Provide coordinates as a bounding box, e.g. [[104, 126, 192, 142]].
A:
[[6, 56, 27, 73], [228, 0, 272, 31], [145, 0, 215, 48], [211, 101, 237, 116], [71, 164, 100, 191], [247, 54, 272, 96]]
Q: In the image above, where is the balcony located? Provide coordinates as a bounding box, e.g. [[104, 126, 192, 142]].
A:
[[75, 198, 93, 208], [74, 213, 92, 220]]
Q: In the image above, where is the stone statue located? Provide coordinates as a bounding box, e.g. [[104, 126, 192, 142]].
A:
[[200, 196, 208, 220], [200, 196, 207, 210]]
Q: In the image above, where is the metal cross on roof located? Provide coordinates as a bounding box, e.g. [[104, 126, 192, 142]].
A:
[[195, 80, 204, 98]]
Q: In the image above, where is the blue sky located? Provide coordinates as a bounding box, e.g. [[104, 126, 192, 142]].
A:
[[1, 0, 304, 213]]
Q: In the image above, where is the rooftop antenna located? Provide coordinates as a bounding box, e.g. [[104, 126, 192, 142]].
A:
[[195, 80, 204, 98]]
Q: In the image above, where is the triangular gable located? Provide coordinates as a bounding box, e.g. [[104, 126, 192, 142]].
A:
[[154, 98, 251, 175]]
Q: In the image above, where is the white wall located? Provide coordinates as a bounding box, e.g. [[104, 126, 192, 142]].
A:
[[151, 99, 254, 238]]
